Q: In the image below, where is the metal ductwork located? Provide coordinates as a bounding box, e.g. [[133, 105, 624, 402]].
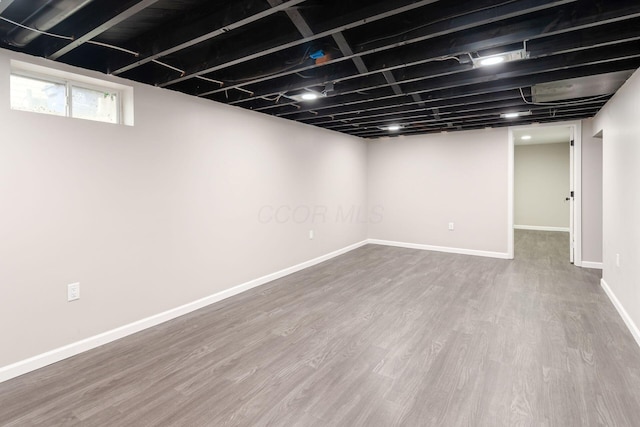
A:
[[7, 0, 94, 47]]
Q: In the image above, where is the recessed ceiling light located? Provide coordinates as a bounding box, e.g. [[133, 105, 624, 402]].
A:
[[287, 91, 326, 102], [472, 49, 528, 68], [479, 56, 505, 66], [521, 135, 532, 140], [500, 111, 532, 119], [386, 125, 401, 131]]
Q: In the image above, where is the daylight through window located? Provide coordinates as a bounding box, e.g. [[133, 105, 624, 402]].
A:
[[10, 73, 121, 124]]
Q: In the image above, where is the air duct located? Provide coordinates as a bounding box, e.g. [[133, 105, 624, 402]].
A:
[[6, 0, 94, 47]]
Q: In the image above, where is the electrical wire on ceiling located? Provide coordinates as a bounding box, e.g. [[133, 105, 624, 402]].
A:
[[86, 40, 138, 57], [152, 61, 232, 91], [434, 56, 462, 63], [218, 62, 307, 83], [261, 93, 285, 103], [196, 75, 224, 87], [152, 59, 185, 75], [519, 87, 611, 106], [220, 86, 254, 97], [0, 15, 72, 41], [285, 46, 312, 65], [358, 2, 509, 48], [196, 45, 334, 97], [236, 87, 253, 95], [1, 12, 238, 92], [217, 46, 313, 84], [0, 15, 139, 57]]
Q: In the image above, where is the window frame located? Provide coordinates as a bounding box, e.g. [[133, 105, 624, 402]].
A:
[[10, 70, 123, 125], [69, 82, 122, 125], [10, 71, 69, 117]]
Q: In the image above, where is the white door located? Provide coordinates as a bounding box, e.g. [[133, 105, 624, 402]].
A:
[[569, 127, 575, 264]]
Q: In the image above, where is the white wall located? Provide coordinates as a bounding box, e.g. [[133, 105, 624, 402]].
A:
[[514, 143, 570, 229], [0, 49, 368, 368], [1, 43, 626, 375], [593, 67, 640, 343], [581, 119, 603, 265], [367, 130, 509, 256]]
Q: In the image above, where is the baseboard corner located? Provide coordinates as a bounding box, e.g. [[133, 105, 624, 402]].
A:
[[600, 278, 640, 348], [366, 239, 510, 259], [581, 261, 603, 269]]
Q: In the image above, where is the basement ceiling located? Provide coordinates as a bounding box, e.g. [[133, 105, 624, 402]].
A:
[[1, 0, 639, 138]]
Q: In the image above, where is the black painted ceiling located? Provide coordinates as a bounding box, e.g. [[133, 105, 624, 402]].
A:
[[1, 0, 639, 138]]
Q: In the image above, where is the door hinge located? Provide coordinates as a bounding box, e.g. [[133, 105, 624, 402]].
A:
[[570, 139, 574, 146], [571, 191, 574, 198]]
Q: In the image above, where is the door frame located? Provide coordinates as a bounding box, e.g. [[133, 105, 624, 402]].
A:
[[507, 120, 582, 265]]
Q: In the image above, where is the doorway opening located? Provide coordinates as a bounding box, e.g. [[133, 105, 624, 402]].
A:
[[508, 122, 581, 264]]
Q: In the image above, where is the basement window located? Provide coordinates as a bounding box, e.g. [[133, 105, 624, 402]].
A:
[[9, 60, 134, 126], [70, 85, 119, 123], [10, 74, 67, 117]]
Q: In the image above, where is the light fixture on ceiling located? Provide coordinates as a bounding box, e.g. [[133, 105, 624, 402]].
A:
[[521, 135, 532, 140], [377, 124, 403, 132], [288, 90, 325, 102], [500, 111, 532, 119], [472, 48, 528, 68], [479, 56, 505, 66]]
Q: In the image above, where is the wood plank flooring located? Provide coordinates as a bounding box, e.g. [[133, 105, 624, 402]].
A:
[[1, 230, 640, 426]]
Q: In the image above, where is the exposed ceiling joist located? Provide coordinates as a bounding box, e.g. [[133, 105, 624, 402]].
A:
[[227, 8, 640, 109], [195, 0, 579, 100], [277, 56, 640, 123], [47, 0, 160, 60], [267, 0, 313, 38], [324, 98, 609, 132], [1, 0, 638, 138], [0, 0, 16, 15], [157, 0, 442, 87], [273, 47, 640, 119], [303, 91, 524, 125], [111, 0, 307, 76]]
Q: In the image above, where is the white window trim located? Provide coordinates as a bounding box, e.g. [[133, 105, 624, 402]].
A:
[[10, 71, 69, 117], [10, 59, 134, 126], [70, 82, 123, 125]]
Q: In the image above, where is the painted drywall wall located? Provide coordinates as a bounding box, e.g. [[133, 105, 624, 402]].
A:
[[367, 129, 509, 255], [0, 49, 368, 367], [514, 143, 570, 229], [593, 67, 640, 342], [581, 119, 603, 264]]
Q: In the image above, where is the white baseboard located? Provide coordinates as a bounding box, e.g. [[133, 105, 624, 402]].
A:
[[601, 278, 640, 348], [581, 261, 603, 269], [367, 239, 510, 259], [0, 240, 368, 384], [514, 225, 570, 232]]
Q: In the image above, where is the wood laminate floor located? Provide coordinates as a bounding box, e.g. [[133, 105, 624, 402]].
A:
[[2, 231, 640, 426]]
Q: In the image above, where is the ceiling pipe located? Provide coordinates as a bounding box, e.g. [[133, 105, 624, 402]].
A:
[[6, 0, 94, 47]]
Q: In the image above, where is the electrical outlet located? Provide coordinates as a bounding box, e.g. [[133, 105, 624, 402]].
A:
[[67, 282, 80, 302], [309, 230, 314, 240], [448, 222, 455, 231]]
